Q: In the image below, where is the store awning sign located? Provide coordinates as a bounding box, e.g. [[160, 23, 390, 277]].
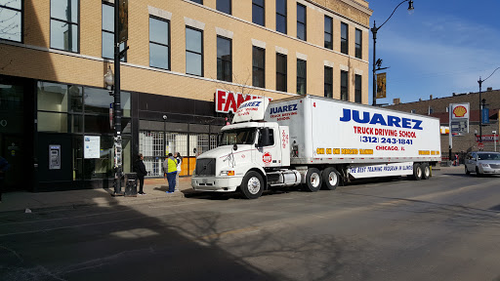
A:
[[215, 89, 272, 114]]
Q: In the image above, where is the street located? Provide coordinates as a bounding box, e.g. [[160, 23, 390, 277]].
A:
[[1, 167, 500, 281]]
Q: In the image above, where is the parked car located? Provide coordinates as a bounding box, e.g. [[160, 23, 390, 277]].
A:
[[464, 151, 500, 175]]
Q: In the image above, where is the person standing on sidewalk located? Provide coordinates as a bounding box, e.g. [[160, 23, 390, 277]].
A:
[[175, 152, 182, 188], [163, 153, 177, 193], [133, 153, 148, 195], [0, 156, 10, 202]]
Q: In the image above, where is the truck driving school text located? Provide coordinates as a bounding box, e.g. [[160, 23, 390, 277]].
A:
[[339, 108, 434, 154], [269, 104, 298, 121]]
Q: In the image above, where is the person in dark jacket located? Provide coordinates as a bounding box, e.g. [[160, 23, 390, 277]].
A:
[[0, 156, 10, 202], [133, 154, 148, 195]]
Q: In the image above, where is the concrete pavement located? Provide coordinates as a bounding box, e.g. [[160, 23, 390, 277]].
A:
[[0, 165, 462, 213], [0, 177, 197, 213]]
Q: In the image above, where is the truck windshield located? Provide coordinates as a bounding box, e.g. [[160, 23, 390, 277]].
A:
[[219, 128, 257, 146]]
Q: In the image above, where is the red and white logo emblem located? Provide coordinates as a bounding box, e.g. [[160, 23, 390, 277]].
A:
[[262, 152, 272, 164], [282, 130, 289, 149]]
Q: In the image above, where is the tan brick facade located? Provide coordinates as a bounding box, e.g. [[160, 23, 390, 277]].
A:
[[0, 0, 372, 190], [1, 0, 372, 103]]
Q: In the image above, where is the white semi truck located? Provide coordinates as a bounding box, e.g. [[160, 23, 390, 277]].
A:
[[192, 95, 441, 199]]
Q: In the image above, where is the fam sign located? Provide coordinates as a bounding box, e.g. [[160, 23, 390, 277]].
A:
[[215, 89, 272, 114]]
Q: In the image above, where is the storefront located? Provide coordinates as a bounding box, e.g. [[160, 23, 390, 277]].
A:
[[0, 75, 35, 192], [0, 74, 227, 191], [134, 92, 224, 178]]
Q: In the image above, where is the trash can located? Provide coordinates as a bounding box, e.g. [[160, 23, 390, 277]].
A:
[[124, 173, 138, 197]]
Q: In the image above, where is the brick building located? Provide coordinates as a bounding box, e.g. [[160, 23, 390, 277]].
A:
[[0, 0, 372, 191], [386, 89, 500, 161]]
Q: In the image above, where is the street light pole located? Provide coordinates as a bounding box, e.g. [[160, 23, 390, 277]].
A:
[[112, 1, 123, 196], [477, 66, 500, 146], [371, 0, 414, 106], [163, 115, 167, 159]]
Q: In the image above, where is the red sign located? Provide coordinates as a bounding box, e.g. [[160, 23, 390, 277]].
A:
[[262, 152, 272, 164], [475, 134, 499, 142], [478, 142, 484, 149], [215, 89, 271, 114]]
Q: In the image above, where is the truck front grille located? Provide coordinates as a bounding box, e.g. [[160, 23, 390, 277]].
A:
[[195, 158, 216, 176]]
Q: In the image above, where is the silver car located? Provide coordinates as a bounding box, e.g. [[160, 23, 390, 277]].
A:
[[464, 151, 500, 175]]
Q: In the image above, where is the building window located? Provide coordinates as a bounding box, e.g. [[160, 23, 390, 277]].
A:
[[50, 0, 79, 53], [355, 28, 362, 59], [297, 59, 306, 95], [252, 0, 265, 26], [410, 109, 416, 114], [190, 0, 203, 4], [355, 74, 362, 103], [37, 82, 132, 179], [102, 2, 126, 61], [186, 27, 203, 76], [0, 0, 22, 42], [149, 16, 170, 70], [217, 0, 231, 15], [340, 70, 348, 101], [252, 46, 265, 88], [276, 53, 287, 92], [428, 106, 434, 115], [217, 36, 232, 82], [324, 16, 332, 50], [296, 3, 306, 41], [276, 0, 286, 34], [324, 66, 333, 98], [341, 22, 348, 55]]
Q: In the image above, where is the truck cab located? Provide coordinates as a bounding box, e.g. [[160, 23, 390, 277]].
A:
[[191, 99, 296, 199]]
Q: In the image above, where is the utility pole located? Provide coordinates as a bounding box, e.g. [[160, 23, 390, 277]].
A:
[[112, 0, 128, 196]]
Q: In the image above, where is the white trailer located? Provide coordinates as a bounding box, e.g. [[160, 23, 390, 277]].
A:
[[192, 95, 441, 199]]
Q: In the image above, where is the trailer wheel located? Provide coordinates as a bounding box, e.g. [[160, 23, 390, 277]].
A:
[[322, 167, 340, 190], [240, 171, 264, 199], [412, 163, 423, 180], [305, 168, 322, 192], [421, 163, 431, 179]]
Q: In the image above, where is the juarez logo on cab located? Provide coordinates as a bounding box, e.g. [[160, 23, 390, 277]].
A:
[[269, 104, 298, 114]]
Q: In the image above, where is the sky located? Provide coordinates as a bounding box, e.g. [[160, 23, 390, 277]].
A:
[[368, 0, 500, 104]]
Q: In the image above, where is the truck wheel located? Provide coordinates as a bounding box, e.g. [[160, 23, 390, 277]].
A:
[[412, 163, 423, 180], [421, 163, 431, 179], [305, 168, 322, 192], [322, 167, 340, 190], [240, 171, 264, 199]]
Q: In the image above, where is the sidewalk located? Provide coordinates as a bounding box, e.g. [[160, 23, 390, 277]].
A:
[[0, 166, 464, 213], [0, 177, 197, 213]]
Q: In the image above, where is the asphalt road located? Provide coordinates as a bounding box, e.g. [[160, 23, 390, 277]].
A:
[[1, 167, 500, 281]]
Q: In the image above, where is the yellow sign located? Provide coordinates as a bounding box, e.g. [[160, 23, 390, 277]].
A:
[[376, 72, 386, 99]]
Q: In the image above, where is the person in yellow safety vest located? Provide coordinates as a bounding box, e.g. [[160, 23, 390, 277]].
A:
[[163, 153, 177, 193]]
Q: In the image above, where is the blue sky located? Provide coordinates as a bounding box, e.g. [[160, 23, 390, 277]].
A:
[[368, 0, 500, 104]]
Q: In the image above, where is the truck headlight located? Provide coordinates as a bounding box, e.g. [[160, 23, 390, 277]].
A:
[[220, 170, 235, 176]]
